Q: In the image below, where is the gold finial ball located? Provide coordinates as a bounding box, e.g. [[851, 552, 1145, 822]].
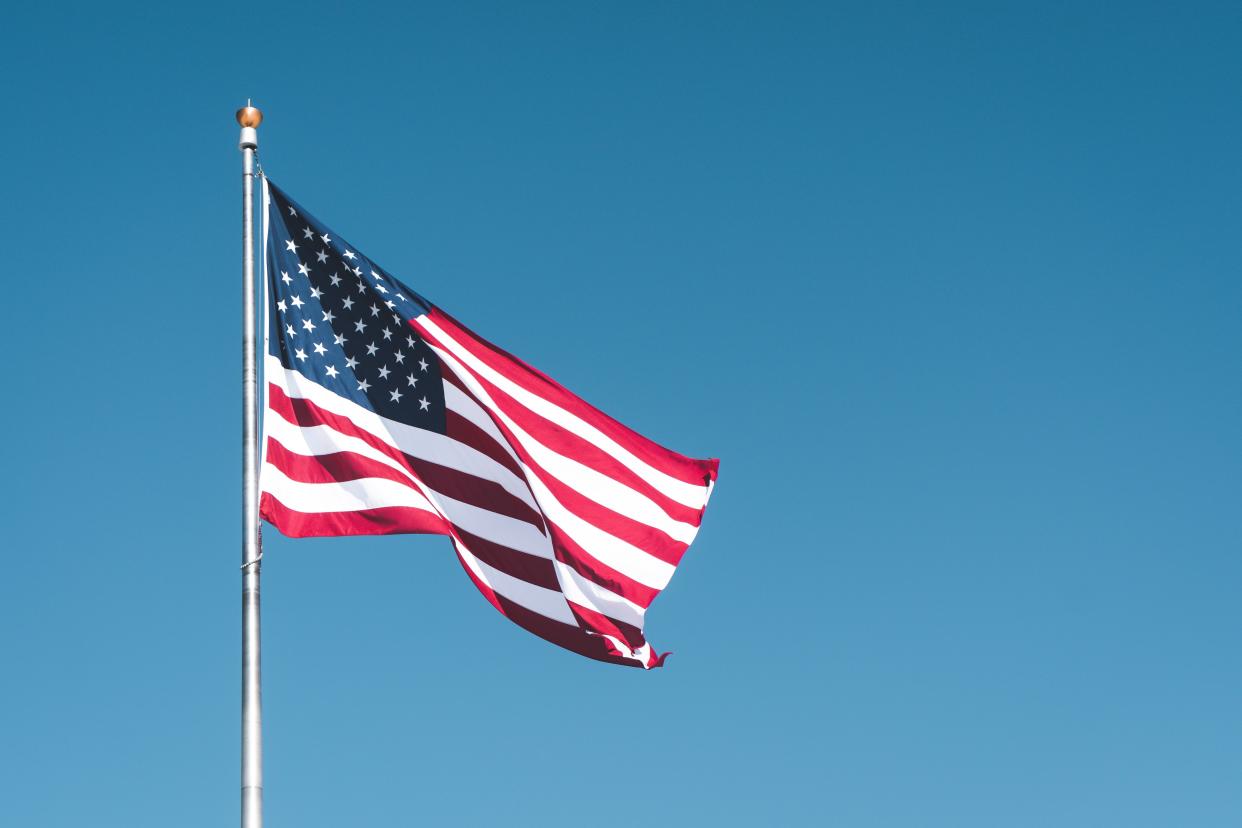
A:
[[236, 106, 263, 128]]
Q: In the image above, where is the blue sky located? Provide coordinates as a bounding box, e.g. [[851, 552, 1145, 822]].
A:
[[2, 2, 1239, 825]]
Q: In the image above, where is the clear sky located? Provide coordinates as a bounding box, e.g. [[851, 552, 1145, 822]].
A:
[[2, 2, 1239, 826]]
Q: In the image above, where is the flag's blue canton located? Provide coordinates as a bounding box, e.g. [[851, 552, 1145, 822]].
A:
[[265, 181, 446, 433]]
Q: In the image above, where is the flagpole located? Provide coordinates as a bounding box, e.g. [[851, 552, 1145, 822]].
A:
[[237, 102, 264, 828]]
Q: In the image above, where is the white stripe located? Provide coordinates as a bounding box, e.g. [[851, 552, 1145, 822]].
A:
[[424, 490, 552, 560], [444, 377, 700, 544], [262, 463, 439, 515], [442, 381, 524, 466], [269, 405, 659, 631], [451, 538, 576, 626], [265, 418, 554, 561], [416, 315, 710, 510], [266, 411, 415, 489], [525, 471, 675, 589], [266, 355, 538, 513], [554, 561, 647, 630], [428, 342, 678, 590]]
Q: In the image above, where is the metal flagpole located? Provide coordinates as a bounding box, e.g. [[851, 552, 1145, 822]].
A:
[[237, 102, 264, 828]]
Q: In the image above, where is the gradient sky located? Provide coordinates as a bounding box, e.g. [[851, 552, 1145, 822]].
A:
[[2, 2, 1240, 826]]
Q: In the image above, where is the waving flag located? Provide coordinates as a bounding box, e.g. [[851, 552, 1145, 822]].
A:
[[259, 179, 718, 668]]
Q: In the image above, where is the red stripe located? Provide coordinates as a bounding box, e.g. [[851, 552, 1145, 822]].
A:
[[445, 408, 525, 481], [518, 448, 693, 566], [490, 595, 650, 668], [436, 365, 671, 607], [421, 308, 718, 487], [268, 383, 544, 531], [452, 527, 562, 594], [445, 541, 638, 666], [261, 492, 449, 538], [566, 600, 652, 659], [266, 438, 413, 488], [436, 336, 706, 528], [498, 595, 652, 668], [449, 541, 506, 615], [548, 524, 660, 608], [465, 563, 642, 666], [267, 426, 561, 596]]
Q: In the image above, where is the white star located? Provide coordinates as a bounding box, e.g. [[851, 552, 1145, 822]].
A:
[[295, 348, 308, 362], [345, 356, 359, 369], [381, 328, 393, 341], [354, 319, 367, 333], [341, 297, 355, 310], [406, 374, 418, 387], [356, 281, 368, 294], [301, 318, 316, 332], [276, 299, 287, 312], [385, 300, 396, 310], [285, 239, 298, 253], [310, 286, 323, 299], [321, 233, 332, 245], [389, 388, 403, 402], [396, 294, 406, 302], [297, 263, 311, 276], [392, 314, 402, 325], [287, 206, 297, 216], [419, 397, 430, 411], [370, 304, 380, 317], [302, 227, 315, 240], [353, 266, 363, 276], [333, 333, 347, 346], [329, 273, 342, 286], [365, 342, 379, 356], [290, 295, 304, 308], [316, 250, 328, 263], [281, 271, 292, 285], [418, 358, 429, 372], [322, 309, 335, 323], [377, 365, 391, 379], [375, 283, 389, 294], [394, 351, 405, 364], [325, 365, 339, 378], [313, 342, 327, 356], [285, 324, 296, 337], [343, 250, 357, 260], [357, 378, 371, 392], [406, 335, 417, 348]]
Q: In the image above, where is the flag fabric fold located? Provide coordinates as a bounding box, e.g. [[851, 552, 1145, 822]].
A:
[[259, 178, 718, 668]]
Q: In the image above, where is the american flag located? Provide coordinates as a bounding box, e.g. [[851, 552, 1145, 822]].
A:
[[259, 179, 719, 668]]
